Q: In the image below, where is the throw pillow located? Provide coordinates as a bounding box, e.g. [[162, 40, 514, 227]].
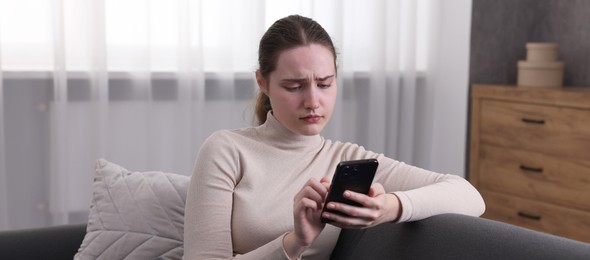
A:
[[75, 159, 189, 260]]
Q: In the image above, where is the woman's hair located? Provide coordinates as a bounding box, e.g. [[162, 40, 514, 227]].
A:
[[254, 15, 337, 125]]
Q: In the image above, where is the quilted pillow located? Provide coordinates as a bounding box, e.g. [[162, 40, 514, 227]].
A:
[[75, 159, 189, 260]]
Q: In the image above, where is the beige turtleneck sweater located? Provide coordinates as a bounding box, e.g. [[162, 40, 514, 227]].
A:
[[183, 113, 485, 260]]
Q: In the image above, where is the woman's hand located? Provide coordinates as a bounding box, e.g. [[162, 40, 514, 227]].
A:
[[283, 177, 330, 259], [320, 182, 402, 229]]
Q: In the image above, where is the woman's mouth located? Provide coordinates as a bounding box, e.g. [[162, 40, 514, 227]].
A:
[[301, 115, 322, 123]]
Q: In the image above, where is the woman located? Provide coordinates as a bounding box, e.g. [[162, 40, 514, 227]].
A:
[[184, 15, 485, 260]]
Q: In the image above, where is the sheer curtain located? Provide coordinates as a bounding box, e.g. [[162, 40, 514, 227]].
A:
[[0, 0, 472, 230]]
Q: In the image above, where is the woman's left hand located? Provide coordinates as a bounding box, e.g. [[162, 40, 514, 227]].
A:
[[320, 182, 402, 229]]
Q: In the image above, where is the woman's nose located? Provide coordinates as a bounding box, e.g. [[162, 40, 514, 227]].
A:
[[304, 87, 320, 110]]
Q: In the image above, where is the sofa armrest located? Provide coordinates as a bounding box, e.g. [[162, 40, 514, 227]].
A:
[[330, 213, 590, 260], [0, 224, 87, 260]]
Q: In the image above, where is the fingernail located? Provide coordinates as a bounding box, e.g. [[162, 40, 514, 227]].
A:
[[328, 203, 335, 209], [344, 191, 351, 197]]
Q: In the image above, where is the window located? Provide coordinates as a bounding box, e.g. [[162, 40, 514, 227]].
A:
[[0, 0, 431, 72]]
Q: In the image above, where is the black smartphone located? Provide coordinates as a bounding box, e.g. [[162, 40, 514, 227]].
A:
[[321, 159, 379, 223]]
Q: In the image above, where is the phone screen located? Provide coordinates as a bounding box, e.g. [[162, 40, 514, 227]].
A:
[[321, 159, 379, 223]]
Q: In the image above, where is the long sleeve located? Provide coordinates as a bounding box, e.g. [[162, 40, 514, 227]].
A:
[[374, 156, 485, 222], [335, 142, 485, 223], [183, 131, 291, 260]]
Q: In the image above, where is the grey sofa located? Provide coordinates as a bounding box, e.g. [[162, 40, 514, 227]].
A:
[[1, 213, 589, 259]]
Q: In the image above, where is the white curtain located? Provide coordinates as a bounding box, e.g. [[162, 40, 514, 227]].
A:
[[0, 0, 473, 230]]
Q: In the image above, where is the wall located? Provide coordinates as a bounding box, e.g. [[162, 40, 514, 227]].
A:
[[470, 0, 590, 86]]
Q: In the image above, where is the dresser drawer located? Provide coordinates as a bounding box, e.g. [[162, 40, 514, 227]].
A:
[[479, 145, 590, 211], [482, 190, 590, 243], [479, 100, 590, 160]]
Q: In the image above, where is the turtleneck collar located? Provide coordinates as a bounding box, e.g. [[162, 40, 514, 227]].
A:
[[256, 111, 324, 151]]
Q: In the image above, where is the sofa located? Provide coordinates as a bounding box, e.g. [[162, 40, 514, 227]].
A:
[[2, 159, 590, 259], [1, 213, 590, 259]]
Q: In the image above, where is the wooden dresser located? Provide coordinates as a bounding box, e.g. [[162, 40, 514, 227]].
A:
[[469, 84, 590, 243]]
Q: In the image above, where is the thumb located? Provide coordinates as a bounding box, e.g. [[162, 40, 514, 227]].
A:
[[320, 177, 331, 191], [368, 183, 385, 197]]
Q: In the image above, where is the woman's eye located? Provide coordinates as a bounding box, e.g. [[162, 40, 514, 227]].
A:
[[286, 86, 302, 92]]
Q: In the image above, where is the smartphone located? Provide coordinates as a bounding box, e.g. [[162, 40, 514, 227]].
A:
[[321, 159, 379, 223]]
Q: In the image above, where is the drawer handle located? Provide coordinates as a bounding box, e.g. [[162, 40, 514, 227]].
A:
[[519, 165, 543, 173], [517, 211, 542, 221], [521, 118, 545, 125]]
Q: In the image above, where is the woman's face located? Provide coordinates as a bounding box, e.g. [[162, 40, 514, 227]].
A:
[[257, 44, 337, 136]]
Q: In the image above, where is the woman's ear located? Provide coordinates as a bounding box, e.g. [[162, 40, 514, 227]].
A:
[[256, 70, 268, 95]]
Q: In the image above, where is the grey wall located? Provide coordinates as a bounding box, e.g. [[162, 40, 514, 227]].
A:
[[470, 0, 590, 87]]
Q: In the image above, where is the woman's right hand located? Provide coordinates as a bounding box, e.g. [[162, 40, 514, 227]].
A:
[[283, 177, 330, 259]]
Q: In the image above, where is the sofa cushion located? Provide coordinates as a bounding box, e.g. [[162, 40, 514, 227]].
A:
[[74, 159, 189, 260]]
